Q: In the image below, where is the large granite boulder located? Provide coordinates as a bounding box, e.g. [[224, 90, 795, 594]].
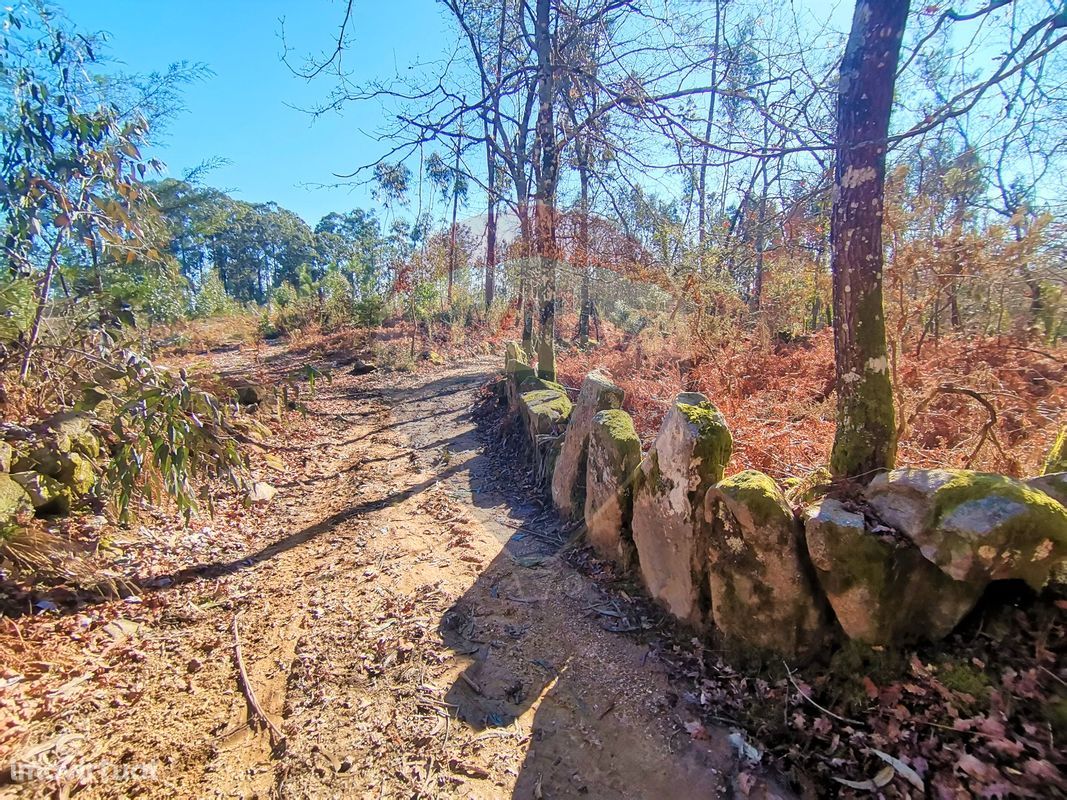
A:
[[804, 498, 983, 645], [551, 371, 624, 520], [865, 469, 1067, 590], [517, 377, 572, 491], [585, 409, 642, 567], [632, 393, 732, 626], [705, 470, 830, 658]]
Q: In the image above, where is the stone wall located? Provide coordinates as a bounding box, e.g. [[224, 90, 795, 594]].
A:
[[498, 345, 1067, 658]]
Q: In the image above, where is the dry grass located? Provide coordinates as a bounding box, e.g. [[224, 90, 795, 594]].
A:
[[558, 326, 1065, 480]]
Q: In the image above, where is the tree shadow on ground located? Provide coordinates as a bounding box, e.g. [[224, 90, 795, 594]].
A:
[[375, 367, 786, 799]]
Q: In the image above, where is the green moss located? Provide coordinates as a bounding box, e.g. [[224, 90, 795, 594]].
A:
[[521, 388, 573, 426], [1045, 427, 1067, 475], [59, 452, 97, 495], [934, 471, 1064, 519], [0, 474, 32, 523], [938, 661, 991, 708], [595, 409, 640, 448], [715, 470, 788, 528], [676, 400, 732, 484], [933, 471, 1067, 587], [829, 295, 897, 480], [518, 376, 564, 394], [785, 467, 832, 505], [825, 642, 907, 714]]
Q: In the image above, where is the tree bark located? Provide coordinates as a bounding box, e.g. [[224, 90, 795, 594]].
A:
[[447, 139, 461, 309], [484, 123, 496, 312], [828, 0, 909, 481], [19, 229, 66, 382], [533, 0, 558, 382], [696, 0, 722, 273], [577, 135, 592, 344]]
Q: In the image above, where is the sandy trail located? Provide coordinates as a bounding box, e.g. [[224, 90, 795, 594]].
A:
[[4, 351, 786, 799]]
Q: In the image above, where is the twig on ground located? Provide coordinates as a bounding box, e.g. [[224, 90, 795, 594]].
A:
[[233, 613, 286, 746], [783, 661, 865, 727]]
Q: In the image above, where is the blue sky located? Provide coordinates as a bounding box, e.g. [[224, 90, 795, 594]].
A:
[[60, 1, 447, 226]]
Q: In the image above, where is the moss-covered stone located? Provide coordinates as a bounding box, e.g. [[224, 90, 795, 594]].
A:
[[42, 411, 100, 459], [784, 467, 832, 505], [58, 452, 97, 495], [1044, 426, 1067, 475], [632, 392, 733, 626], [585, 409, 642, 567], [1027, 472, 1067, 508], [10, 471, 73, 516], [675, 395, 732, 485], [515, 379, 572, 494], [551, 371, 625, 521], [867, 468, 1067, 590], [705, 470, 830, 659], [804, 497, 983, 646], [0, 474, 32, 524]]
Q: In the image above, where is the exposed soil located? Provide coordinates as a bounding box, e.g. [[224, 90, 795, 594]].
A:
[[1, 345, 788, 799]]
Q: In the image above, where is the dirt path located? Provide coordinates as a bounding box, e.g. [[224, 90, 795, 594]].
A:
[[4, 353, 787, 799]]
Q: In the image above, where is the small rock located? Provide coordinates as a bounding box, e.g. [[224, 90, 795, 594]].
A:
[[248, 481, 277, 504], [235, 384, 271, 406], [349, 359, 377, 376]]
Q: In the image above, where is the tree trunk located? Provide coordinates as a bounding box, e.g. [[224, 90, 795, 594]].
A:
[[577, 137, 592, 344], [533, 0, 558, 382], [697, 0, 722, 273], [828, 0, 909, 481], [447, 141, 461, 309], [751, 160, 768, 312], [518, 199, 535, 357], [19, 230, 66, 382], [484, 126, 496, 312]]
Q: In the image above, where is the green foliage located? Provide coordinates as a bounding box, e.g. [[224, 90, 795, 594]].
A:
[[320, 268, 355, 330], [0, 276, 36, 343], [193, 269, 237, 318], [96, 344, 248, 521]]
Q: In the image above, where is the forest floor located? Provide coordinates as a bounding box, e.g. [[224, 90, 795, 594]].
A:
[[2, 330, 1064, 800], [0, 338, 789, 799]]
